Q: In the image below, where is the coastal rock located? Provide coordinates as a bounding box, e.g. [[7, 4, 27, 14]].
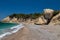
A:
[[34, 16, 47, 25], [2, 9, 60, 25], [35, 9, 54, 25], [2, 17, 19, 23], [9, 17, 19, 23], [49, 13, 60, 25], [2, 16, 10, 22], [44, 9, 54, 20]]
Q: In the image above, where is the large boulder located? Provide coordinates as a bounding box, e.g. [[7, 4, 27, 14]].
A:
[[44, 9, 54, 20], [49, 13, 60, 25]]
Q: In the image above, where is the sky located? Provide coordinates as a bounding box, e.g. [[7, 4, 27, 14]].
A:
[[0, 0, 60, 20]]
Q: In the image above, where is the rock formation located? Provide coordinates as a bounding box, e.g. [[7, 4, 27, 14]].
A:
[[2, 16, 10, 22], [49, 13, 60, 25], [34, 16, 47, 25], [44, 9, 54, 19], [44, 9, 54, 24], [34, 9, 54, 25], [10, 17, 19, 23], [2, 9, 60, 25], [2, 17, 19, 23]]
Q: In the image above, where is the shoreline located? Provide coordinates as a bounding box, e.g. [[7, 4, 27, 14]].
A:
[[2, 26, 26, 40], [0, 23, 24, 40], [1, 24, 60, 40]]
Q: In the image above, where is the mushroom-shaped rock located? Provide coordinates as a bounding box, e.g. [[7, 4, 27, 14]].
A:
[[44, 9, 54, 20]]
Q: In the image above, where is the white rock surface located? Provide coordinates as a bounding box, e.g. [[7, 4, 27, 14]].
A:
[[44, 9, 54, 19]]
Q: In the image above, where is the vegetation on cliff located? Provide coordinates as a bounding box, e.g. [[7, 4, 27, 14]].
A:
[[9, 13, 43, 20], [2, 9, 60, 25], [9, 10, 59, 20]]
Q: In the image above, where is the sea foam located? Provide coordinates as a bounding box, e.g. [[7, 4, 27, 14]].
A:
[[0, 23, 24, 39]]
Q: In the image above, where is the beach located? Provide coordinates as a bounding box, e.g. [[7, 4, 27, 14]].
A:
[[1, 23, 60, 40]]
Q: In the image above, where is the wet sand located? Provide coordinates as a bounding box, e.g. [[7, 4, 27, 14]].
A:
[[2, 24, 60, 40]]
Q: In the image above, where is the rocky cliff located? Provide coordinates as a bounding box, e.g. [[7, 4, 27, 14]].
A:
[[49, 13, 60, 25], [2, 9, 60, 25]]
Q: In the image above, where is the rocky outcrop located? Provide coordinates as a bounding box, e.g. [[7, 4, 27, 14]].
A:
[[2, 17, 35, 23], [2, 9, 60, 25], [34, 16, 47, 25], [2, 16, 10, 22], [2, 17, 19, 23], [49, 13, 60, 25], [44, 9, 54, 19], [9, 17, 19, 23], [34, 9, 54, 25], [44, 9, 54, 24]]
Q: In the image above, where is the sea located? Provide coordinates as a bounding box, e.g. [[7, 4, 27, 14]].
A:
[[0, 22, 24, 39]]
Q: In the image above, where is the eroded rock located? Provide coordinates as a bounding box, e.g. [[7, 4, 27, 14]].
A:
[[49, 13, 60, 25]]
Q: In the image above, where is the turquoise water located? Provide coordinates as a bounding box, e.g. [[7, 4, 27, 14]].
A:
[[0, 22, 19, 37], [0, 22, 23, 39], [0, 22, 18, 29], [0, 22, 24, 39]]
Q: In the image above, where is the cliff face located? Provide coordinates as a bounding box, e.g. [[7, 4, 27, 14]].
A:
[[34, 16, 47, 25], [2, 16, 35, 23], [49, 13, 60, 25], [2, 9, 60, 25], [34, 9, 55, 25], [2, 16, 10, 22]]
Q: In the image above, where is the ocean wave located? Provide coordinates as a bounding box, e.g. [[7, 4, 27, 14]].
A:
[[0, 23, 24, 39]]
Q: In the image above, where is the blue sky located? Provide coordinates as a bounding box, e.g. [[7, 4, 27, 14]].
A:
[[0, 0, 60, 20]]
